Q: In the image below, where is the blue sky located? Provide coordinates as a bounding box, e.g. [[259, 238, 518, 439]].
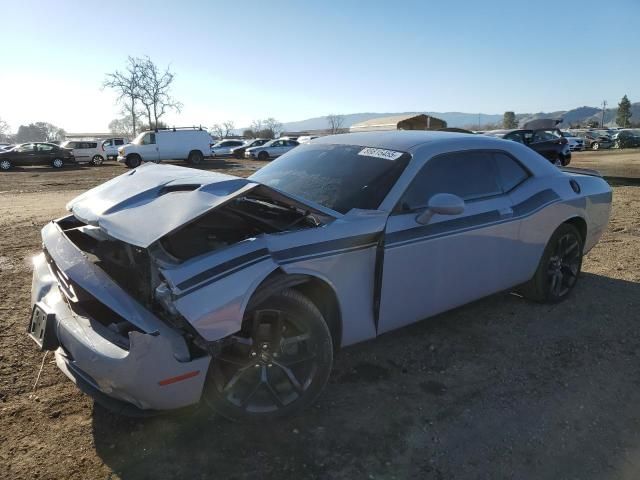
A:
[[1, 0, 638, 132]]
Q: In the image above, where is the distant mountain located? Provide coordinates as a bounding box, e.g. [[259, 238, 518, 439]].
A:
[[240, 103, 640, 134], [278, 111, 503, 132]]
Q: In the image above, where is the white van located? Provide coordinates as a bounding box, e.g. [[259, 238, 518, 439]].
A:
[[117, 128, 212, 168]]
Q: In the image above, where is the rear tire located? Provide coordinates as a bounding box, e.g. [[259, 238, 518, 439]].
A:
[[591, 142, 600, 150], [203, 288, 333, 422], [257, 151, 269, 161], [0, 159, 11, 171], [519, 223, 583, 303], [188, 150, 204, 165], [91, 155, 104, 166], [52, 158, 64, 169], [125, 154, 141, 169]]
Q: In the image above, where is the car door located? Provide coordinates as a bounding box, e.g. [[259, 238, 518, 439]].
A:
[[74, 142, 91, 163], [378, 150, 525, 334], [530, 130, 562, 161], [267, 140, 284, 157], [12, 143, 37, 165], [138, 132, 159, 162]]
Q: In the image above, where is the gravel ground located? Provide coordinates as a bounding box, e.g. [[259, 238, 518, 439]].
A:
[[1, 151, 639, 479]]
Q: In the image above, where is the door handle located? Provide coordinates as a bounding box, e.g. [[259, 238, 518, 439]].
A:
[[499, 207, 514, 218]]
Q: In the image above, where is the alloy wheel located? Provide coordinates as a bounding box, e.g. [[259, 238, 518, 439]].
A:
[[92, 155, 103, 166], [0, 160, 10, 170], [210, 310, 319, 414], [547, 232, 581, 298], [52, 158, 63, 168]]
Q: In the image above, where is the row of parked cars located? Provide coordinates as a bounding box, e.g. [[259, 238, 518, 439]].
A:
[[0, 137, 128, 170]]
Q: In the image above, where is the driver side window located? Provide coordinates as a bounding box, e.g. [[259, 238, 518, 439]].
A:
[[142, 133, 156, 145], [399, 151, 502, 211]]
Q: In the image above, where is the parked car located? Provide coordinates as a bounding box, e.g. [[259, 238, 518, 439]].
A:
[[60, 140, 106, 166], [577, 131, 613, 150], [29, 131, 611, 420], [101, 137, 128, 161], [211, 139, 246, 157], [117, 128, 212, 168], [488, 128, 571, 166], [560, 131, 584, 152], [612, 129, 640, 149], [245, 138, 299, 160], [0, 142, 75, 170], [229, 139, 269, 159]]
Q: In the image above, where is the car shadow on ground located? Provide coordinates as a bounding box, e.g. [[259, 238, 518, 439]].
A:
[[91, 273, 640, 479]]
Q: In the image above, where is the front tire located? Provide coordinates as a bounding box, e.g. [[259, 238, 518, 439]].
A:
[[125, 154, 141, 168], [519, 223, 583, 303], [0, 159, 11, 171], [188, 150, 204, 165], [51, 158, 64, 168], [591, 142, 600, 150], [257, 151, 269, 161], [91, 155, 104, 166], [203, 289, 333, 422]]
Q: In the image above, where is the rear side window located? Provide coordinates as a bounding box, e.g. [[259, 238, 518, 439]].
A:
[[494, 152, 529, 192], [400, 151, 501, 210], [115, 139, 124, 145]]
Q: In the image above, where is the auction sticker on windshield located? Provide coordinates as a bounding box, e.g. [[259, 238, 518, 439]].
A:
[[358, 147, 403, 161]]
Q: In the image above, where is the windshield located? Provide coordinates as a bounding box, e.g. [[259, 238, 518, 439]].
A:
[[132, 132, 147, 144], [249, 143, 410, 214]]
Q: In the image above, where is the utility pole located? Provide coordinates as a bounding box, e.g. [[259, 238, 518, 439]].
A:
[[478, 113, 481, 129], [601, 100, 607, 128]]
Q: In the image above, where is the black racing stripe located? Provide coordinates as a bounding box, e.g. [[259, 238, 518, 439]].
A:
[[176, 248, 269, 291], [175, 256, 269, 299], [386, 189, 559, 247], [512, 189, 559, 217], [386, 210, 501, 246], [277, 242, 377, 265], [271, 232, 380, 262]]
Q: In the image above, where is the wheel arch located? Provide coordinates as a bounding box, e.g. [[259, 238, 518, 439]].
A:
[[563, 216, 587, 246], [244, 268, 343, 351]]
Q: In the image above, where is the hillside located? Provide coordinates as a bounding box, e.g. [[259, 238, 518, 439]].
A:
[[272, 102, 640, 132]]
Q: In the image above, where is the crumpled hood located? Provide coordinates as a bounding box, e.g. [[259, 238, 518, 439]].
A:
[[66, 163, 258, 248]]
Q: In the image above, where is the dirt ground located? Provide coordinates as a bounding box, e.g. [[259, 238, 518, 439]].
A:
[[1, 150, 640, 479]]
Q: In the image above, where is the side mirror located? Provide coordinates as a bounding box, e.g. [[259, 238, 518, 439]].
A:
[[415, 193, 464, 225]]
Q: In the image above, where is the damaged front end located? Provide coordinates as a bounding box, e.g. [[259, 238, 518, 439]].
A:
[[31, 164, 331, 411]]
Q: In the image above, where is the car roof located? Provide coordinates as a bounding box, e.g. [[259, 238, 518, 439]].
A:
[[312, 130, 506, 152]]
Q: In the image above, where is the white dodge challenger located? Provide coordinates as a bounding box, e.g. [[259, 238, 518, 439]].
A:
[[29, 131, 612, 421]]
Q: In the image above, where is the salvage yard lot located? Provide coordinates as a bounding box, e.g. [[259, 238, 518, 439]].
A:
[[1, 149, 640, 479]]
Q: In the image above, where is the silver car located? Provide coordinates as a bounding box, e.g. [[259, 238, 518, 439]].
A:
[[245, 138, 299, 160], [211, 139, 246, 157], [29, 131, 611, 420]]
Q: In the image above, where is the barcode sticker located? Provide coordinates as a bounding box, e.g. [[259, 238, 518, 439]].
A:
[[358, 147, 403, 160]]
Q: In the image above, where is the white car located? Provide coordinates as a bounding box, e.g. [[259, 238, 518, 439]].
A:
[[245, 138, 299, 160], [297, 135, 319, 144], [561, 131, 584, 152], [211, 139, 245, 157], [60, 140, 106, 166], [101, 137, 128, 161], [117, 128, 212, 168]]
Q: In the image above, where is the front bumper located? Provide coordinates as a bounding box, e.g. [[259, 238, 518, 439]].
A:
[[245, 151, 256, 158], [116, 155, 126, 163], [30, 224, 211, 411]]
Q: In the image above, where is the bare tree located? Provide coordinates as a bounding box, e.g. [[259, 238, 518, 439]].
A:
[[223, 120, 235, 137], [327, 114, 345, 134], [250, 120, 264, 135], [137, 56, 182, 129], [108, 116, 136, 138], [264, 118, 283, 137], [210, 124, 224, 140], [0, 117, 10, 142], [104, 56, 142, 136]]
